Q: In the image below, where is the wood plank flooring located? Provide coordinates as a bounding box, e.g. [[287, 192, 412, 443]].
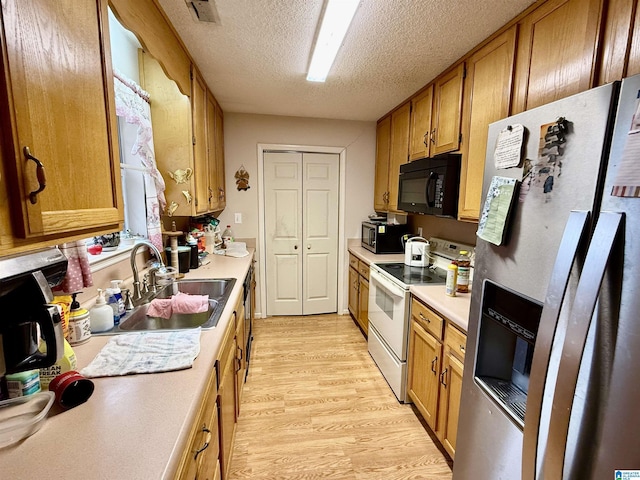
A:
[[228, 314, 453, 480]]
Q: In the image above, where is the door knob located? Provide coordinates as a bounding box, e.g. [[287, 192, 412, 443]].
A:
[[294, 245, 298, 250], [307, 245, 311, 250]]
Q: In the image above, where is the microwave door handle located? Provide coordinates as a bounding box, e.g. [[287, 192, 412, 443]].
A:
[[369, 228, 375, 247], [543, 211, 624, 480], [426, 172, 437, 207], [522, 210, 591, 480]]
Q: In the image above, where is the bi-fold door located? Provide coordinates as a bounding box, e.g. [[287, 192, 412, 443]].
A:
[[264, 151, 339, 316]]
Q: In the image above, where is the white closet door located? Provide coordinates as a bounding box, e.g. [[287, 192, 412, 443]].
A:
[[302, 153, 339, 314], [264, 151, 339, 316], [264, 152, 303, 315]]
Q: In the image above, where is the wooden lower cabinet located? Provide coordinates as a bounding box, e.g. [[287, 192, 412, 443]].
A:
[[218, 317, 238, 480], [438, 351, 464, 457], [407, 297, 467, 459], [407, 319, 442, 429], [175, 368, 220, 480], [234, 300, 246, 416], [347, 253, 369, 336]]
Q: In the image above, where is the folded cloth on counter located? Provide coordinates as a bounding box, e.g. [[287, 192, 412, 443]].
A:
[[80, 328, 201, 378], [146, 292, 209, 319], [225, 241, 249, 258]]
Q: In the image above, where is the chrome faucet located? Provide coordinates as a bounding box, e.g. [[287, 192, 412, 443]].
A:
[[130, 240, 165, 302]]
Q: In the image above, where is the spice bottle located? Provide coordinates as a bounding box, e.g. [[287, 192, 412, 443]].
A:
[[455, 250, 471, 293], [445, 263, 458, 297]]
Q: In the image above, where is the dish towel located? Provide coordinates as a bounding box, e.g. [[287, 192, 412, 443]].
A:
[[80, 328, 201, 378]]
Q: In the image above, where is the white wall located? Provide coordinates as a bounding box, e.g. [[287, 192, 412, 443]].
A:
[[219, 113, 376, 315]]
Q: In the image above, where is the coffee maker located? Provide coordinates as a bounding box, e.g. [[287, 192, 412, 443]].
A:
[[0, 248, 68, 376]]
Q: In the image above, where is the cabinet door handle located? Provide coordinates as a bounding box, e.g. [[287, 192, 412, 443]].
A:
[[193, 425, 211, 460], [423, 132, 429, 148], [460, 345, 466, 354], [440, 368, 448, 387], [430, 128, 436, 144], [24, 146, 46, 204], [431, 356, 438, 374]]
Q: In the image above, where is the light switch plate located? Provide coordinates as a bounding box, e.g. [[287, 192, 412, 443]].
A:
[[235, 213, 242, 224]]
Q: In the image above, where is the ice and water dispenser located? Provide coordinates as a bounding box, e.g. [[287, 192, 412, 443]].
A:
[[475, 280, 543, 428]]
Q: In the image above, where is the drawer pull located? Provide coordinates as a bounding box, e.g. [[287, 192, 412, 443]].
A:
[[460, 345, 466, 353], [419, 312, 431, 323], [194, 425, 211, 460], [431, 356, 438, 374], [24, 146, 46, 204], [440, 368, 448, 387]]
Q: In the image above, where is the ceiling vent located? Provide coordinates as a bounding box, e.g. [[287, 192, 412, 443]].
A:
[[186, 0, 221, 24]]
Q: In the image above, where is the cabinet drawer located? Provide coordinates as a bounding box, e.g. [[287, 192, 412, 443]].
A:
[[358, 262, 370, 280], [349, 253, 359, 270], [411, 298, 444, 339], [445, 323, 467, 361]]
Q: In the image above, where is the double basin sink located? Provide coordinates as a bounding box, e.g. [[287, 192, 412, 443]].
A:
[[95, 278, 236, 334]]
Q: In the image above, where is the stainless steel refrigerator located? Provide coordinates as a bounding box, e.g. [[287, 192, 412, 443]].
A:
[[454, 75, 640, 479]]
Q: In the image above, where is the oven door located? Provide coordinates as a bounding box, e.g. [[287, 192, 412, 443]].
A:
[[368, 267, 410, 360]]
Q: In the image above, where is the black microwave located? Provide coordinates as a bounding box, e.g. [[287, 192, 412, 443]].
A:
[[361, 222, 408, 254], [397, 153, 461, 217]]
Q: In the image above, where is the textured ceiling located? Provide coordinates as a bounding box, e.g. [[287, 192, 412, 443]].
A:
[[156, 0, 536, 121]]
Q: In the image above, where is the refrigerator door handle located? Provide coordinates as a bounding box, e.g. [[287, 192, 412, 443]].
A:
[[522, 210, 591, 480], [543, 211, 625, 479]]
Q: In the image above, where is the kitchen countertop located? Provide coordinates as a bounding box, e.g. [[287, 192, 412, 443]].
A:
[[0, 250, 254, 480], [348, 245, 471, 332]]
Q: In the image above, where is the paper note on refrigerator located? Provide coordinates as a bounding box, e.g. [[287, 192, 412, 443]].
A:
[[612, 91, 640, 197], [477, 176, 519, 246], [494, 124, 525, 169]]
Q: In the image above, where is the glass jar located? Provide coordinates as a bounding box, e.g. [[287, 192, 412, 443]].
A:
[[455, 250, 471, 293]]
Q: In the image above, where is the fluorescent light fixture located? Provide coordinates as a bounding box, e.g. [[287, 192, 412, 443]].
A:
[[307, 0, 360, 82]]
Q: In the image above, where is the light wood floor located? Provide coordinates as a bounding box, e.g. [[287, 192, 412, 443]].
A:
[[228, 314, 453, 480]]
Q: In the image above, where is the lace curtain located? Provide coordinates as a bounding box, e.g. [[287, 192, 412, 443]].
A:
[[113, 69, 166, 252]]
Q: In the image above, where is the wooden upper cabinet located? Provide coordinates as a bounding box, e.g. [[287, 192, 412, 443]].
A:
[[374, 116, 391, 211], [432, 63, 465, 155], [213, 103, 226, 210], [458, 27, 517, 222], [0, 0, 123, 240], [513, 0, 604, 113], [598, 0, 637, 83], [409, 85, 434, 161], [109, 0, 191, 96], [388, 102, 411, 211], [206, 93, 218, 211], [626, 0, 640, 77], [192, 68, 209, 215]]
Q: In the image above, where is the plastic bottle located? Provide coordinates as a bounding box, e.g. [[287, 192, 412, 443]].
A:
[[110, 280, 126, 318], [38, 339, 77, 389], [90, 288, 115, 333], [445, 263, 458, 297], [68, 293, 91, 345], [222, 225, 234, 248], [105, 288, 121, 326], [455, 250, 471, 293]]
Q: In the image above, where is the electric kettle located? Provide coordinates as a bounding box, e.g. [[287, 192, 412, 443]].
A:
[[404, 236, 431, 267]]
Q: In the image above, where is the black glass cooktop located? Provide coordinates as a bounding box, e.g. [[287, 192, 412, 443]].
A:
[[376, 262, 448, 286]]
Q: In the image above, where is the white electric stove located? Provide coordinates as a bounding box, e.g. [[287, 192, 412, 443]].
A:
[[367, 237, 474, 402]]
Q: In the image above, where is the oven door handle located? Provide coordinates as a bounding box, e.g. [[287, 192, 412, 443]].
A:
[[371, 268, 406, 298]]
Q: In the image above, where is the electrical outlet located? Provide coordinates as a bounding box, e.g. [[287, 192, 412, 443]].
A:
[[417, 227, 423, 237], [234, 213, 242, 224]]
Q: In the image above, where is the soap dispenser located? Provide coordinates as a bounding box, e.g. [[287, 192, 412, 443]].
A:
[[90, 289, 114, 333]]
